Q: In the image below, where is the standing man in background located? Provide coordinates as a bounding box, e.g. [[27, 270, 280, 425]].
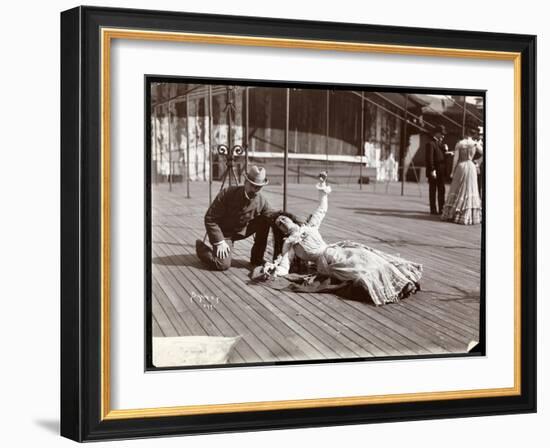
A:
[[425, 125, 447, 215]]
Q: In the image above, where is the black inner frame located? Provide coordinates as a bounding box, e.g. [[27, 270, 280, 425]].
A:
[[144, 75, 487, 372], [60, 5, 536, 442]]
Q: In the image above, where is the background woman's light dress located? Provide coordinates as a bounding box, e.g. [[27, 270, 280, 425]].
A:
[[441, 138, 482, 225]]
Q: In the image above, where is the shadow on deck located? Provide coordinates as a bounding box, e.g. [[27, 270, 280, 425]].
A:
[[151, 181, 481, 366]]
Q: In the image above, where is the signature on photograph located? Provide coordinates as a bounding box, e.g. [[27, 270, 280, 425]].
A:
[[190, 291, 220, 311]]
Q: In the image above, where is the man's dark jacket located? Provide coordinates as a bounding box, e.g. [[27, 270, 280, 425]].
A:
[[204, 186, 278, 245], [425, 137, 445, 177]]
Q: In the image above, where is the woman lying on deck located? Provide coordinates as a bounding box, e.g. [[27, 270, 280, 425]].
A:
[[252, 173, 423, 306]]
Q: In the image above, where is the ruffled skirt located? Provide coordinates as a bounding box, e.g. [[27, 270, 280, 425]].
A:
[[316, 241, 423, 306], [441, 160, 481, 225]]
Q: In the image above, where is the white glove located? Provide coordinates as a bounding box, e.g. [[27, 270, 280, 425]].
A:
[[215, 240, 231, 259]]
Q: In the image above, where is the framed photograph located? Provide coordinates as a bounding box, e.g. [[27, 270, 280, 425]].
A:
[[61, 5, 536, 441]]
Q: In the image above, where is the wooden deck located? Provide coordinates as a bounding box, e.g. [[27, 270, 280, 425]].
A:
[[151, 180, 481, 365]]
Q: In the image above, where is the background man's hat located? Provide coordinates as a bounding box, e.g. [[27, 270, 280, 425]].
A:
[[245, 165, 269, 186], [434, 124, 447, 135]]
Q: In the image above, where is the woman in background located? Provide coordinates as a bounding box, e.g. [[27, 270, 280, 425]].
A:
[[441, 138, 483, 225]]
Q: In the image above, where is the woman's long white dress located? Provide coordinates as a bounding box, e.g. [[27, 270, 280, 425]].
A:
[[441, 140, 482, 225], [272, 185, 422, 306]]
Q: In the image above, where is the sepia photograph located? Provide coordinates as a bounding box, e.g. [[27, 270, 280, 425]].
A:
[[56, 4, 538, 441], [146, 78, 485, 369]]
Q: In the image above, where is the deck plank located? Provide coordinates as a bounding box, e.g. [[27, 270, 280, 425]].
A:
[[154, 242, 259, 362], [157, 226, 300, 362], [152, 295, 177, 337], [152, 315, 165, 337], [150, 181, 482, 365], [162, 225, 329, 360]]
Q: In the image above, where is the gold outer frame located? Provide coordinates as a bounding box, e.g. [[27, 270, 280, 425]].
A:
[[100, 28, 522, 421]]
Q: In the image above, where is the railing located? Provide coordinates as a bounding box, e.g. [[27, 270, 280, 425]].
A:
[[151, 159, 382, 186]]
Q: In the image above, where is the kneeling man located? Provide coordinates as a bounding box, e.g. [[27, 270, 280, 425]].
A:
[[196, 165, 299, 271]]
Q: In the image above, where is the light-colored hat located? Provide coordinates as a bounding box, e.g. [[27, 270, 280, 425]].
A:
[[244, 165, 269, 186]]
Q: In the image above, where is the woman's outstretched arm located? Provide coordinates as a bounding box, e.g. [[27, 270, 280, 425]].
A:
[[307, 182, 331, 228]]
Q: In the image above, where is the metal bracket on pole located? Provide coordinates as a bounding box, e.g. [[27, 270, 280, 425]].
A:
[[216, 86, 244, 190]]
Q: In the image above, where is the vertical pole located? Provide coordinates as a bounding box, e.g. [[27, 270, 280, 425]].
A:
[[155, 106, 160, 186], [168, 102, 172, 192], [186, 98, 191, 199], [283, 88, 290, 212], [227, 87, 233, 187], [245, 86, 249, 175], [325, 90, 330, 172], [360, 92, 364, 190], [462, 95, 468, 137], [202, 98, 206, 182], [152, 106, 157, 185], [208, 85, 213, 205], [159, 105, 163, 187], [401, 94, 409, 196]]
